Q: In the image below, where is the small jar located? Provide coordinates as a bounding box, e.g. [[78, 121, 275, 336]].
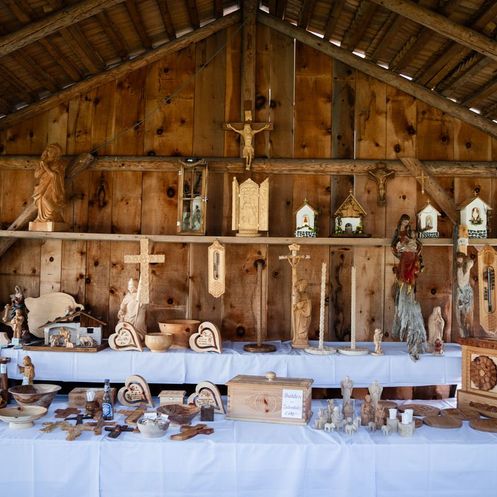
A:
[[85, 400, 99, 417]]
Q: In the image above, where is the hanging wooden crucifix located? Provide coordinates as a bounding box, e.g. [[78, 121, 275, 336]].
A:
[[279, 244, 311, 349], [223, 111, 273, 170], [124, 238, 165, 305]]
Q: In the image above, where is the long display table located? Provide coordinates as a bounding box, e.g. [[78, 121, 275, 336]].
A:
[[0, 397, 494, 497], [1, 341, 462, 387]]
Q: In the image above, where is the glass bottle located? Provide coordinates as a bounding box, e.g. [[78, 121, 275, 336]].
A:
[[102, 379, 114, 420]]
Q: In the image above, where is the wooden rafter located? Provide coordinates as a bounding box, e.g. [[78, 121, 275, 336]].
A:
[[268, 0, 277, 16], [435, 50, 483, 93], [389, 0, 456, 72], [58, 27, 104, 73], [369, 0, 497, 65], [12, 52, 59, 94], [96, 11, 129, 59], [298, 0, 317, 29], [258, 11, 497, 139], [186, 0, 200, 29], [276, 0, 288, 19], [0, 63, 37, 103], [125, 0, 152, 49], [214, 0, 223, 19], [39, 38, 83, 81], [340, 2, 377, 51], [324, 0, 345, 41], [0, 0, 126, 60], [157, 0, 176, 40], [2, 155, 497, 178], [369, 13, 402, 61], [461, 74, 497, 107], [0, 11, 241, 130]]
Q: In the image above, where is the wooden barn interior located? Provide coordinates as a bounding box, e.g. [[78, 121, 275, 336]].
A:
[[1, 0, 496, 344], [2, 0, 497, 494]]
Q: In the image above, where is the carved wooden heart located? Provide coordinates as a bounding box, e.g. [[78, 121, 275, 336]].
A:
[[187, 381, 225, 414], [109, 322, 143, 352], [188, 322, 222, 353], [117, 375, 153, 407]]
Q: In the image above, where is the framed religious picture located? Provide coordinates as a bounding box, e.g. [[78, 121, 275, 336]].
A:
[[177, 158, 208, 235]]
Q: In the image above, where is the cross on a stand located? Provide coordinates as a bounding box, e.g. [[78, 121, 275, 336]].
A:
[[124, 238, 165, 305], [279, 244, 310, 346], [223, 110, 272, 170]]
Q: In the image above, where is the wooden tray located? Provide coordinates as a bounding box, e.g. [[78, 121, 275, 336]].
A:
[[469, 418, 497, 433], [423, 415, 463, 429], [399, 404, 440, 417], [440, 408, 478, 421], [23, 342, 108, 353]]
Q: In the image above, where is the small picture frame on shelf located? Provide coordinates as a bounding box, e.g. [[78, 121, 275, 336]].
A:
[[177, 158, 208, 235]]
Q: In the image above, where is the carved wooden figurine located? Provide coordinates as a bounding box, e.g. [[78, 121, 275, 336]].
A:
[[224, 111, 272, 170], [2, 286, 29, 342], [372, 328, 384, 356], [456, 251, 474, 337], [293, 279, 312, 349], [391, 214, 427, 361], [29, 143, 67, 232], [18, 355, 35, 385], [361, 395, 374, 426], [428, 306, 445, 351], [117, 278, 147, 337], [368, 163, 394, 206]]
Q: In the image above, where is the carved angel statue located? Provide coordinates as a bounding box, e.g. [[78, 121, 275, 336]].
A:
[[32, 143, 66, 223]]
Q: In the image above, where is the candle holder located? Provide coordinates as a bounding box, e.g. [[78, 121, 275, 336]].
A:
[[398, 420, 415, 437]]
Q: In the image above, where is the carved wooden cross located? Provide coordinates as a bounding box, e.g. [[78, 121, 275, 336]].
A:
[[223, 110, 273, 170], [124, 238, 165, 305], [279, 244, 310, 340]]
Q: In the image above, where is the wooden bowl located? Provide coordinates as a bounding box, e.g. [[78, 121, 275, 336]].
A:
[[9, 384, 61, 409], [157, 404, 200, 425], [0, 405, 47, 429], [158, 320, 201, 348], [145, 332, 173, 352]]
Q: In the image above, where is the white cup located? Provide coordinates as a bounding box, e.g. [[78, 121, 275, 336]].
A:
[[388, 408, 397, 420]]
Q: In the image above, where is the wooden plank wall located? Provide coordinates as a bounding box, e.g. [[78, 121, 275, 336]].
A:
[[0, 25, 494, 344]]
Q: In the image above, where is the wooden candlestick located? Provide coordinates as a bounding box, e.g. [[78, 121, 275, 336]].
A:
[[305, 262, 335, 355]]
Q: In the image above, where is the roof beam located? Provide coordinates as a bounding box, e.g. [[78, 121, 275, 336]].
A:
[[341, 2, 377, 51], [96, 11, 130, 59], [369, 12, 401, 61], [39, 38, 84, 81], [214, 0, 223, 19], [258, 11, 497, 140], [276, 0, 288, 19], [157, 0, 176, 40], [186, 0, 200, 29], [125, 0, 153, 49], [0, 0, 126, 59], [0, 11, 241, 130], [324, 0, 345, 41], [298, 0, 317, 29], [369, 0, 497, 65]]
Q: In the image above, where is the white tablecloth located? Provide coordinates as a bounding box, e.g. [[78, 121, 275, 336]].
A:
[[1, 397, 496, 497], [1, 341, 462, 387]]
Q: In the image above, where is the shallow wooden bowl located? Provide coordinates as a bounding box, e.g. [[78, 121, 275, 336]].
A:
[[9, 384, 61, 409], [157, 403, 200, 425], [0, 405, 47, 429], [145, 332, 173, 352], [158, 320, 201, 348]]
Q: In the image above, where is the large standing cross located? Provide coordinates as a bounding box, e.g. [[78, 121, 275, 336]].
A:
[[124, 238, 165, 305], [279, 244, 310, 342]]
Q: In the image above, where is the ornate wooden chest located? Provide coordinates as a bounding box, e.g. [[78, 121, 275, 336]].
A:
[[457, 337, 497, 416], [226, 372, 313, 425]]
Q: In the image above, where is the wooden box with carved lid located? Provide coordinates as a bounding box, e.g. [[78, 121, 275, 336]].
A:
[[226, 372, 313, 425], [458, 337, 497, 416]]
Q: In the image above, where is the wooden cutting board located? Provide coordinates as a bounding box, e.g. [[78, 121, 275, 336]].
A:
[[399, 404, 440, 417], [423, 415, 463, 429], [469, 418, 497, 433]]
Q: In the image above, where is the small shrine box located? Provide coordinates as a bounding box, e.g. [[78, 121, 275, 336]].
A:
[[457, 338, 497, 415], [159, 390, 186, 406], [226, 372, 313, 425]]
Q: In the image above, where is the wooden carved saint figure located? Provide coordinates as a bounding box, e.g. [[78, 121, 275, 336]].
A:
[[118, 278, 147, 337], [391, 214, 427, 361], [32, 143, 66, 223], [293, 279, 311, 348], [18, 355, 35, 385]]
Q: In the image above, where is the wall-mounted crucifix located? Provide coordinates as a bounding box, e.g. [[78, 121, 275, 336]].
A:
[[124, 238, 165, 305], [223, 111, 273, 170]]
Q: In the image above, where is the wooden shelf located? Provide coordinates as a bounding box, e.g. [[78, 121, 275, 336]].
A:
[[1, 230, 496, 247]]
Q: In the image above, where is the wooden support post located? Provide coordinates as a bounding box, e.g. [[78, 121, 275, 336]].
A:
[[241, 0, 257, 116], [400, 157, 458, 224]]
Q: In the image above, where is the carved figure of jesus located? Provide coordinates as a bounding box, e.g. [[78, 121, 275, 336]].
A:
[[33, 143, 66, 223], [226, 121, 270, 170]]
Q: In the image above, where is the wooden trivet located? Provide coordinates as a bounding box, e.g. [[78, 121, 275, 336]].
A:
[[469, 418, 497, 433], [440, 408, 478, 421], [423, 415, 463, 429], [399, 404, 440, 417]]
